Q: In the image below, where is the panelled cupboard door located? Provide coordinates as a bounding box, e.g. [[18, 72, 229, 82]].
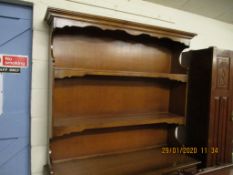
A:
[[208, 49, 233, 166], [0, 2, 32, 175]]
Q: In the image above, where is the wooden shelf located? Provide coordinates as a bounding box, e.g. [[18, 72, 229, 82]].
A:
[[54, 68, 187, 82], [49, 147, 200, 175], [53, 112, 185, 137]]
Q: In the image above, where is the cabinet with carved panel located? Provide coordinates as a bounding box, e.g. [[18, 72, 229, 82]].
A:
[[184, 47, 233, 168]]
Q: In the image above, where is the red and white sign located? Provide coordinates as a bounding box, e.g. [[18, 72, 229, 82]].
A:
[[0, 55, 28, 68]]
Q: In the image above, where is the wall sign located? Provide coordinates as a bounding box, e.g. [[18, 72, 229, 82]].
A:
[[0, 54, 28, 73], [0, 74, 2, 115], [0, 67, 20, 73]]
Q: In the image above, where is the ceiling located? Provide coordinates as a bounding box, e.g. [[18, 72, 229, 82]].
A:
[[144, 0, 233, 24]]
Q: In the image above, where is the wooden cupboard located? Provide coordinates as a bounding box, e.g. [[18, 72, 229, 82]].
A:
[[184, 47, 233, 168], [45, 8, 199, 175]]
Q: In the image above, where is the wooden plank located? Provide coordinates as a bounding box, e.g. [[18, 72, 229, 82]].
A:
[[53, 113, 184, 136], [54, 68, 187, 82]]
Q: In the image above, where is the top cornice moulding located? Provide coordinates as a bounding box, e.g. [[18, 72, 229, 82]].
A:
[[45, 8, 196, 46]]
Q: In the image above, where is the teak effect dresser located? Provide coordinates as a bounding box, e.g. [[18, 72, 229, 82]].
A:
[[45, 8, 199, 175]]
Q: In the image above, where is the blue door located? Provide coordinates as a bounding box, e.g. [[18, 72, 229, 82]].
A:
[[0, 3, 32, 175]]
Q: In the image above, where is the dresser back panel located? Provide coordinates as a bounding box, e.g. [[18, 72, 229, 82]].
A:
[[53, 77, 171, 118], [51, 125, 168, 161], [52, 28, 173, 74]]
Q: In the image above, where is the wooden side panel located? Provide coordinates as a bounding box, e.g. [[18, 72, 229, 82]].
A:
[[51, 125, 168, 161], [52, 28, 173, 74], [185, 48, 213, 167], [53, 77, 170, 118]]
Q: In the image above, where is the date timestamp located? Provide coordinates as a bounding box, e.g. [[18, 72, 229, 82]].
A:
[[161, 147, 219, 154]]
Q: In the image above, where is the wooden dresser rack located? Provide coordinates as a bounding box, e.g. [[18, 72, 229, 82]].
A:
[[45, 8, 199, 175]]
